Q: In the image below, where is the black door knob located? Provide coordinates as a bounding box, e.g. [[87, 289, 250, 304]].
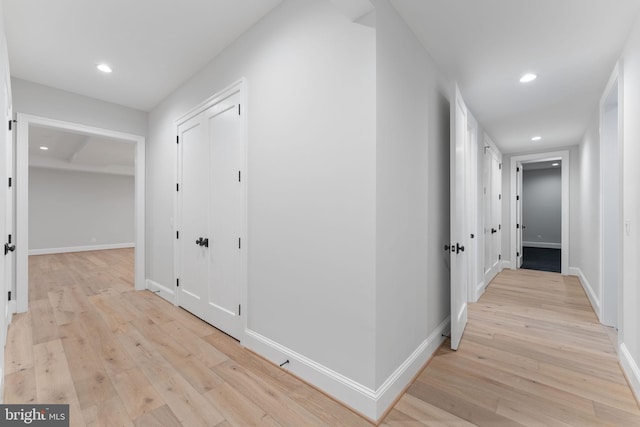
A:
[[4, 243, 15, 255], [195, 237, 203, 246], [202, 238, 209, 248], [456, 243, 465, 254], [491, 228, 497, 234]]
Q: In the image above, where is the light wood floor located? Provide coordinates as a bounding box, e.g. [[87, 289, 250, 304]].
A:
[[384, 269, 640, 426], [4, 250, 373, 426], [4, 251, 640, 426]]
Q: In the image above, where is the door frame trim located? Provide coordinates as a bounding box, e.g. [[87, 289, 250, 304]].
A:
[[15, 113, 146, 313], [509, 150, 569, 275], [174, 78, 248, 344]]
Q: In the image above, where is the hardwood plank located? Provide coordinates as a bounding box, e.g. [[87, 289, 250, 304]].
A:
[[111, 367, 163, 419], [3, 367, 37, 404], [133, 405, 182, 427], [33, 339, 85, 427], [4, 312, 33, 375], [30, 299, 60, 345]]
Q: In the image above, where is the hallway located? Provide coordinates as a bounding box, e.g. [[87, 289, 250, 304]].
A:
[[385, 269, 640, 425]]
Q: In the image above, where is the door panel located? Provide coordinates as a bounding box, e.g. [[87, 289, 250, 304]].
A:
[[177, 90, 243, 341], [450, 85, 468, 351], [483, 147, 501, 282], [177, 114, 209, 320], [206, 96, 242, 339]]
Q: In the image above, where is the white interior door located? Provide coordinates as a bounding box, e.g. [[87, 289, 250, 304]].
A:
[[483, 147, 501, 282], [450, 85, 469, 350], [0, 77, 10, 367], [491, 153, 501, 271], [205, 96, 242, 339], [516, 164, 523, 267], [177, 113, 209, 321], [177, 89, 243, 341]]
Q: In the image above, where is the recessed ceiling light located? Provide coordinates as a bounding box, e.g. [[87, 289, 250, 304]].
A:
[[97, 63, 112, 73], [520, 73, 537, 83], [531, 136, 542, 141], [39, 146, 49, 150], [552, 163, 559, 167]]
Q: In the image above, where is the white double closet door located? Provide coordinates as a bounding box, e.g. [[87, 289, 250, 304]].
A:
[[177, 90, 243, 340]]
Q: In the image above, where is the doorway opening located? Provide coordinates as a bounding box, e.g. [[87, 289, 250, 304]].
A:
[[510, 150, 569, 275], [15, 114, 145, 313], [520, 160, 562, 273]]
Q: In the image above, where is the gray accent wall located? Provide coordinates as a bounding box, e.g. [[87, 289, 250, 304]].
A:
[[29, 167, 134, 252], [522, 167, 562, 247]]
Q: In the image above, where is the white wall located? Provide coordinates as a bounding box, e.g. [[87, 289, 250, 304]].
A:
[[619, 10, 640, 398], [11, 78, 147, 136], [522, 168, 561, 247], [575, 115, 601, 311], [374, 0, 450, 393], [28, 167, 134, 253], [148, 0, 377, 402]]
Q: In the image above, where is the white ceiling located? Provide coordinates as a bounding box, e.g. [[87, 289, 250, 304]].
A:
[[3, 0, 282, 111], [390, 0, 640, 153], [5, 1, 640, 154], [29, 125, 135, 175]]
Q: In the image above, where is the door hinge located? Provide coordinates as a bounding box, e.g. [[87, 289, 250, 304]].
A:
[[516, 195, 520, 201], [517, 224, 520, 229], [7, 291, 10, 301], [499, 163, 502, 170], [8, 177, 12, 188], [176, 278, 180, 287], [517, 167, 520, 172], [498, 224, 501, 230], [8, 119, 16, 131], [8, 234, 11, 244], [176, 183, 179, 191], [176, 231, 179, 239], [498, 254, 501, 260], [498, 194, 501, 200], [238, 171, 241, 182], [238, 238, 241, 249], [238, 104, 241, 116], [238, 304, 241, 316], [176, 135, 179, 144], [517, 251, 520, 257]]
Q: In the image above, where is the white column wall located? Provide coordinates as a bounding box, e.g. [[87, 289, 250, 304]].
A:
[[374, 0, 450, 389], [147, 0, 377, 390]]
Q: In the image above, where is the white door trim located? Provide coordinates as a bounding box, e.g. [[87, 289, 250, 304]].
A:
[[509, 150, 569, 275], [15, 113, 146, 313], [174, 78, 248, 344], [467, 113, 479, 303]]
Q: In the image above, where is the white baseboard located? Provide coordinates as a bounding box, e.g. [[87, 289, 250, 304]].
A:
[[523, 241, 561, 249], [146, 279, 175, 303], [29, 243, 135, 256], [477, 279, 488, 300], [501, 260, 511, 270], [569, 267, 601, 321], [620, 343, 640, 403], [244, 317, 450, 422]]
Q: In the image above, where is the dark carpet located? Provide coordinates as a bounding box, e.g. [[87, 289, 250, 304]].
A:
[[521, 247, 561, 273]]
